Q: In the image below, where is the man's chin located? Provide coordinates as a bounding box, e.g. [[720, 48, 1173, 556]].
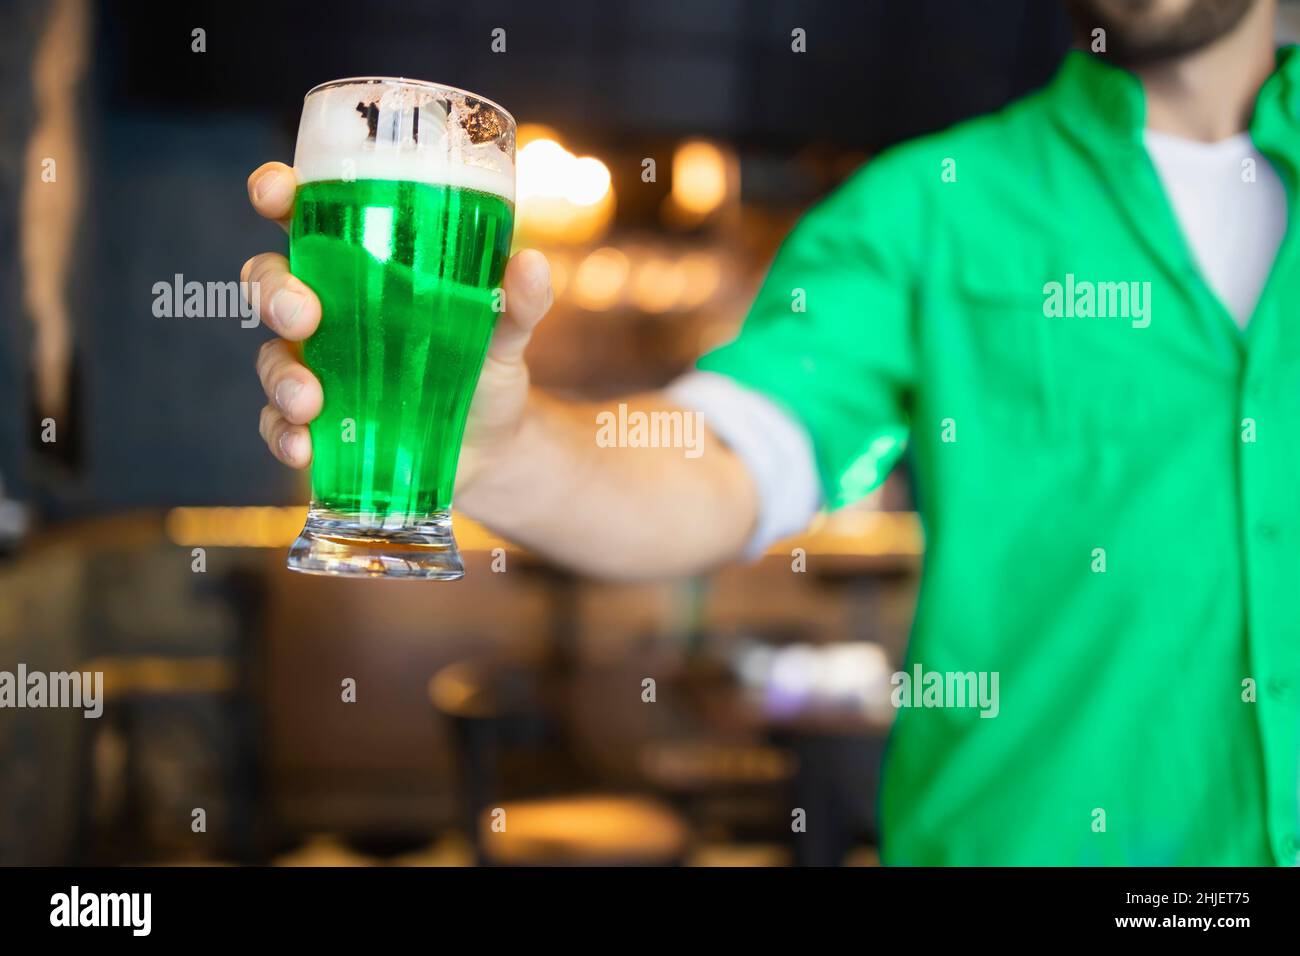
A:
[[1066, 0, 1260, 68]]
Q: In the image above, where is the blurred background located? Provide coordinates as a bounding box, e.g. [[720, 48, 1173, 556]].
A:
[[0, 0, 1080, 866]]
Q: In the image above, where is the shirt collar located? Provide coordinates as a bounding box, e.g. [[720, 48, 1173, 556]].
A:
[[1251, 45, 1300, 165], [1045, 50, 1146, 150], [1045, 46, 1300, 164]]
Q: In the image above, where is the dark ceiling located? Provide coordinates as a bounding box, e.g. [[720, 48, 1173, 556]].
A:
[[98, 0, 1072, 152]]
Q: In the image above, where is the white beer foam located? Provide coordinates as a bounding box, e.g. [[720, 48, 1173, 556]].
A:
[[294, 81, 515, 201]]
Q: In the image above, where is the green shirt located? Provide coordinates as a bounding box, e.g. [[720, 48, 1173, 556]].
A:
[[699, 49, 1300, 865]]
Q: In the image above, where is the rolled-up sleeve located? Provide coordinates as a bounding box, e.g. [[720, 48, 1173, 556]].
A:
[[693, 154, 920, 511], [665, 369, 822, 557]]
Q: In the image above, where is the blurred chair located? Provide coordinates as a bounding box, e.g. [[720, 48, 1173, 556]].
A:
[[0, 528, 268, 864], [74, 557, 269, 864], [78, 655, 256, 863], [638, 738, 797, 852], [674, 646, 889, 866], [430, 658, 690, 866]]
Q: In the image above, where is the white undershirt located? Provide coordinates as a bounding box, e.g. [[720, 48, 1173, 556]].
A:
[[668, 130, 1289, 555], [1143, 129, 1286, 327]]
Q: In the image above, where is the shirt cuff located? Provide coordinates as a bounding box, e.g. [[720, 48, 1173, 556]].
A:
[[664, 370, 822, 559]]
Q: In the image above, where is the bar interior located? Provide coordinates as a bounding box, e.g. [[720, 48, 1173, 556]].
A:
[[1, 0, 1078, 866]]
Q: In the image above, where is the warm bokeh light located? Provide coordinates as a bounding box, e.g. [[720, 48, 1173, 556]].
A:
[[672, 140, 731, 217], [547, 251, 571, 299], [629, 256, 686, 313], [572, 246, 630, 310], [515, 122, 561, 147], [676, 251, 723, 309], [165, 506, 304, 548], [516, 138, 578, 201], [516, 134, 615, 244], [565, 156, 612, 206]]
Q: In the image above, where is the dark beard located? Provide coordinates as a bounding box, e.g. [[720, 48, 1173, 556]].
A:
[[1065, 0, 1259, 67]]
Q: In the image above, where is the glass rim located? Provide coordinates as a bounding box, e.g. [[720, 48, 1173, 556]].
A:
[[304, 76, 515, 128]]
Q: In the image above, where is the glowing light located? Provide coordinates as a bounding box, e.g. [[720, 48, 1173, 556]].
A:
[[630, 257, 686, 314], [572, 247, 630, 311], [672, 140, 730, 217], [165, 506, 305, 548], [565, 156, 612, 206], [517, 139, 611, 206], [517, 139, 575, 200], [515, 137, 615, 243], [676, 251, 723, 309], [516, 123, 561, 147]]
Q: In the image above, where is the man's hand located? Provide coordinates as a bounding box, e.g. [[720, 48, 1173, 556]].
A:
[[241, 161, 755, 579], [242, 160, 552, 490]]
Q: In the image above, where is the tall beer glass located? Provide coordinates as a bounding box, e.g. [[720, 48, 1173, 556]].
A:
[[286, 78, 515, 579]]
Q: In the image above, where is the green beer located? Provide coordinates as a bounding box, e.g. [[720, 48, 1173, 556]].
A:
[[286, 77, 516, 579], [291, 179, 513, 515]]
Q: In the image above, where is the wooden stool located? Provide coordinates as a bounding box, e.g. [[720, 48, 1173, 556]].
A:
[[430, 659, 587, 857]]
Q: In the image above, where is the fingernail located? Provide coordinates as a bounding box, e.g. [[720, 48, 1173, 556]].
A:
[[274, 379, 302, 415], [270, 289, 305, 331], [277, 430, 301, 463], [253, 171, 277, 203]]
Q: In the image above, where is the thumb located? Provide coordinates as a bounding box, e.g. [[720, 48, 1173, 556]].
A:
[[487, 249, 552, 364]]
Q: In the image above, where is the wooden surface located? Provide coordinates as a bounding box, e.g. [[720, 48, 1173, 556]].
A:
[[18, 506, 924, 564]]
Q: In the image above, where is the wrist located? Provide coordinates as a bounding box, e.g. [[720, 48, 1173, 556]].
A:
[[455, 390, 583, 535]]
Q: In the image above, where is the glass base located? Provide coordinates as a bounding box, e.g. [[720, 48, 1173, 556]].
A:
[[286, 509, 464, 580]]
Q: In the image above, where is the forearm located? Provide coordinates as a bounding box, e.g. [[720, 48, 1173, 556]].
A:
[[457, 389, 759, 579]]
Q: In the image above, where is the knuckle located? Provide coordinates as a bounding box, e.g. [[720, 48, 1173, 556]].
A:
[[247, 253, 283, 288], [255, 340, 278, 381], [258, 405, 274, 442], [244, 255, 267, 289], [265, 351, 297, 388]]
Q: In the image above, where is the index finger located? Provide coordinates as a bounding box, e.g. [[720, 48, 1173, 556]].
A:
[[247, 162, 298, 233]]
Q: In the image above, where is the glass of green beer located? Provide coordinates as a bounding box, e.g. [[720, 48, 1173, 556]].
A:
[[286, 78, 515, 579]]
